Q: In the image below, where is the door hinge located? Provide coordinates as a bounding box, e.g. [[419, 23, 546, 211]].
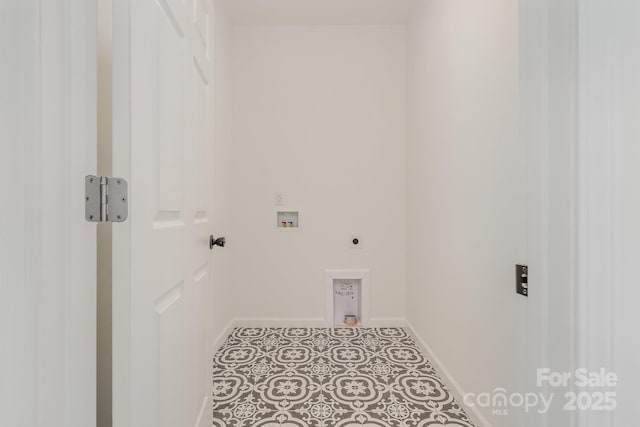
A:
[[85, 175, 128, 222]]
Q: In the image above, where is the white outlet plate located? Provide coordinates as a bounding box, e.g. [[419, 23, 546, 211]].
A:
[[274, 192, 284, 206]]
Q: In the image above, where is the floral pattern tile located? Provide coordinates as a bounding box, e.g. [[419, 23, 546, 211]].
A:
[[213, 328, 475, 426]]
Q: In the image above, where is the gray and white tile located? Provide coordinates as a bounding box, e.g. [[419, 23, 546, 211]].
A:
[[213, 327, 475, 426]]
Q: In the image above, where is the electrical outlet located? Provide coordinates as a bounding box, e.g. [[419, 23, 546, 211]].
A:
[[516, 265, 528, 297], [350, 236, 362, 249], [274, 192, 284, 206]]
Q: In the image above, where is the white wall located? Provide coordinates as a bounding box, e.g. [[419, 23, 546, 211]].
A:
[[210, 0, 236, 342], [406, 1, 526, 426], [229, 25, 407, 323]]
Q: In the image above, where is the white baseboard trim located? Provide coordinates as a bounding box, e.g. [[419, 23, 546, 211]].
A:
[[195, 396, 209, 427], [405, 320, 492, 427], [228, 317, 408, 329], [212, 318, 236, 354], [232, 317, 329, 328], [366, 317, 407, 327]]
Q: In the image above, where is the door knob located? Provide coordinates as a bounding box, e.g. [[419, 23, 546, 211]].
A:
[[210, 235, 225, 250]]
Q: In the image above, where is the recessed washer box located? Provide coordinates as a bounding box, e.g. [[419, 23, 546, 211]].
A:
[[276, 209, 300, 230]]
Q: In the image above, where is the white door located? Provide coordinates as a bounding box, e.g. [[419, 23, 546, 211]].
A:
[[112, 0, 215, 426], [0, 1, 97, 427]]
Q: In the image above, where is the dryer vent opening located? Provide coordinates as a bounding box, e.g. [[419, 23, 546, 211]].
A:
[[333, 279, 361, 327]]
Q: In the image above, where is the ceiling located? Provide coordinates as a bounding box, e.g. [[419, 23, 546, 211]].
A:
[[221, 0, 417, 25]]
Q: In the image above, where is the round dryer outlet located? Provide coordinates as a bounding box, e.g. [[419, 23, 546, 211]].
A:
[[350, 236, 362, 249]]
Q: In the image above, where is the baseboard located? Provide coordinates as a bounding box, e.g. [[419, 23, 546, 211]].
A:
[[405, 320, 492, 427], [228, 317, 408, 329], [367, 317, 407, 327], [195, 396, 209, 427], [212, 318, 236, 354], [232, 317, 329, 328]]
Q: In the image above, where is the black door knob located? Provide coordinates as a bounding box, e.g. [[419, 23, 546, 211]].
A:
[[210, 235, 225, 250]]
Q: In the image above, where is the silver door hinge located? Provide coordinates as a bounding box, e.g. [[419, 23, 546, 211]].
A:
[[85, 175, 128, 222]]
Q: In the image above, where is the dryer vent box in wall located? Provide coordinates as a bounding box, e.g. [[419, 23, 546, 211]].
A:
[[333, 279, 361, 327]]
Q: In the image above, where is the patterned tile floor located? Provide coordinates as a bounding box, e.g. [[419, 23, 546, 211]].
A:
[[212, 327, 475, 427]]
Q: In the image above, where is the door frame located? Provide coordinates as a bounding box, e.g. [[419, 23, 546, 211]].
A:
[[519, 0, 578, 427], [520, 0, 551, 424], [111, 0, 133, 424], [520, 1, 618, 427], [574, 1, 621, 426]]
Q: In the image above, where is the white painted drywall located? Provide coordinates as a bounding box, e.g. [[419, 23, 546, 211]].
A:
[[221, 0, 415, 25], [406, 1, 527, 426], [210, 0, 236, 342], [229, 25, 407, 323]]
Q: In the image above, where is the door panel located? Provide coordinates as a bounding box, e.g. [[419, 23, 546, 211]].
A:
[[113, 0, 215, 425], [193, 0, 209, 52], [154, 1, 186, 226], [0, 1, 96, 427], [192, 64, 210, 222], [156, 284, 185, 427]]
